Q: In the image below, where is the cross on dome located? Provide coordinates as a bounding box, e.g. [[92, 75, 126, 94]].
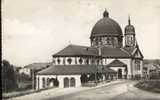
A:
[[103, 9, 109, 17]]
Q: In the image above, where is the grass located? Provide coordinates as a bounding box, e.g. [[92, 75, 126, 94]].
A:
[[135, 80, 160, 93]]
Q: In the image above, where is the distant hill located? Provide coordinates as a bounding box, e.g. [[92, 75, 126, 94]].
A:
[[143, 59, 160, 64], [143, 59, 160, 69]]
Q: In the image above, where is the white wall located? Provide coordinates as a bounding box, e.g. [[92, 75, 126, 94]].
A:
[[36, 74, 81, 89]]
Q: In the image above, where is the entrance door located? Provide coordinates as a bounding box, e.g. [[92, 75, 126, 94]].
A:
[[49, 78, 59, 87], [70, 78, 75, 87], [64, 78, 69, 88], [118, 69, 122, 79]]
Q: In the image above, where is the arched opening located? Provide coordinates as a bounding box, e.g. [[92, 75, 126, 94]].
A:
[[80, 74, 88, 83], [47, 78, 50, 86], [49, 78, 59, 87], [64, 77, 69, 88], [70, 77, 76, 87], [118, 69, 122, 79], [42, 77, 45, 88]]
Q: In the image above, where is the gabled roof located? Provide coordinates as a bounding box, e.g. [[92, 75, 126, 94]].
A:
[[101, 47, 131, 58], [106, 59, 127, 67], [52, 44, 98, 57], [133, 47, 144, 59], [123, 46, 136, 55], [24, 62, 51, 70], [37, 65, 117, 75], [123, 45, 143, 59]]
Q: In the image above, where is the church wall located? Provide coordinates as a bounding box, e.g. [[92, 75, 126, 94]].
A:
[[57, 75, 81, 88], [131, 59, 143, 78], [107, 58, 132, 79], [36, 75, 57, 89]]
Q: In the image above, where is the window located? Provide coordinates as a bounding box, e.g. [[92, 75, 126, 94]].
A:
[[86, 58, 89, 64], [42, 78, 45, 88], [91, 59, 95, 64], [63, 58, 65, 65], [135, 60, 140, 71], [70, 77, 76, 87], [79, 58, 83, 64], [67, 58, 72, 64], [75, 58, 77, 64], [97, 59, 99, 65], [57, 58, 61, 64], [38, 77, 39, 89]]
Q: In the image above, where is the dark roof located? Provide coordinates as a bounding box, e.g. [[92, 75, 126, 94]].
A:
[[123, 46, 143, 59], [37, 65, 116, 75], [37, 65, 97, 75], [101, 47, 131, 58], [24, 62, 51, 70], [106, 59, 127, 67], [52, 44, 132, 58], [53, 44, 98, 57], [91, 11, 122, 38], [123, 46, 136, 55]]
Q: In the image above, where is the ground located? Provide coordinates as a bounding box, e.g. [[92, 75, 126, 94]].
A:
[[8, 80, 160, 100]]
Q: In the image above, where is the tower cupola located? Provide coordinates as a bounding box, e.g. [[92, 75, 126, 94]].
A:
[[125, 16, 135, 35], [124, 16, 136, 47]]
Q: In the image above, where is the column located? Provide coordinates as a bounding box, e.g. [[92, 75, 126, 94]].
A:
[[45, 77, 48, 88], [39, 77, 43, 89], [103, 74, 105, 81], [58, 76, 64, 88], [75, 76, 81, 87], [36, 76, 39, 90]]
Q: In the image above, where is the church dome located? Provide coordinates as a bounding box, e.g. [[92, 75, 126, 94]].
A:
[[91, 10, 122, 38]]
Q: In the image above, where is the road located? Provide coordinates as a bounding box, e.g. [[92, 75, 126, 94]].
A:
[[10, 80, 160, 100]]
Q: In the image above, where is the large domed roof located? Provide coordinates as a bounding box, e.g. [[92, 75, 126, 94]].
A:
[[91, 10, 122, 37]]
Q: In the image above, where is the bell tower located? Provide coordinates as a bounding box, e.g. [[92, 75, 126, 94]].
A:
[[124, 16, 136, 47]]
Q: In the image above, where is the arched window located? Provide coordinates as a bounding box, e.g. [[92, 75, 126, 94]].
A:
[[57, 58, 61, 64], [42, 77, 45, 88], [47, 78, 50, 86], [97, 59, 99, 65], [91, 59, 95, 64], [67, 58, 72, 64], [79, 58, 83, 64], [64, 77, 69, 88], [86, 58, 89, 64], [70, 77, 76, 87], [135, 60, 140, 71]]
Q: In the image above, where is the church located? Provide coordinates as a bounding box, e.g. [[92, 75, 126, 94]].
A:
[[35, 10, 143, 89]]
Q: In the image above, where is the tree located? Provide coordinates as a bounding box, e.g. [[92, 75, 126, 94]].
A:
[[2, 59, 17, 92]]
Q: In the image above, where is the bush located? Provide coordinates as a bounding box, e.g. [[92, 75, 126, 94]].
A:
[[135, 80, 160, 93]]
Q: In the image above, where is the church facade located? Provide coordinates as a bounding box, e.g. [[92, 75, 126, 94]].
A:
[[36, 10, 143, 89]]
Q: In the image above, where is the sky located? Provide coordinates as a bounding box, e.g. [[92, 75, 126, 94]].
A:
[[2, 0, 160, 66]]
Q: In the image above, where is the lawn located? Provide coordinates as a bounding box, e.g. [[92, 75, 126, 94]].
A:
[[135, 80, 160, 93]]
